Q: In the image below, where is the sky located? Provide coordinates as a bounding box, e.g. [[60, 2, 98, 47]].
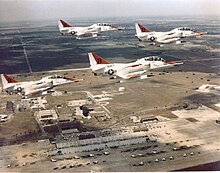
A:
[[0, 0, 219, 22]]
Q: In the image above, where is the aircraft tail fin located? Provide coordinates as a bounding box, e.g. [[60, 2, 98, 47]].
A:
[[135, 23, 152, 34], [88, 53, 111, 67], [1, 74, 18, 88], [58, 19, 72, 31]]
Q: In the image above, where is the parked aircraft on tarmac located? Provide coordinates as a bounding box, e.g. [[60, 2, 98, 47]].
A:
[[135, 23, 205, 44], [1, 74, 79, 97], [88, 53, 183, 80], [58, 19, 122, 39]]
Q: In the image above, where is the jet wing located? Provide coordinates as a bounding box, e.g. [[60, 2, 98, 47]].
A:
[[52, 77, 80, 86], [24, 86, 53, 96], [76, 31, 99, 38], [116, 70, 146, 80], [76, 32, 92, 37], [28, 89, 45, 96], [156, 37, 180, 44]]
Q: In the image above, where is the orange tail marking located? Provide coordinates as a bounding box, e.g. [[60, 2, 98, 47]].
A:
[[138, 24, 152, 32], [3, 74, 18, 83], [60, 19, 71, 27], [92, 53, 111, 64]]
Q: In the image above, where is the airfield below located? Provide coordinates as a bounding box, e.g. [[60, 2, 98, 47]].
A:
[[0, 68, 220, 172]]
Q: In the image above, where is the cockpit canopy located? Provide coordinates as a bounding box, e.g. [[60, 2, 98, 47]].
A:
[[47, 75, 64, 79], [97, 23, 112, 27], [177, 27, 194, 31], [144, 56, 165, 62]]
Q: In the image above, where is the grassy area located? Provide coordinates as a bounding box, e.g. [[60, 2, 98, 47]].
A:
[[0, 112, 40, 140]]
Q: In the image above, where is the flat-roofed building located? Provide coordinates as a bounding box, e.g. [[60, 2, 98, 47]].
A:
[[35, 109, 58, 125]]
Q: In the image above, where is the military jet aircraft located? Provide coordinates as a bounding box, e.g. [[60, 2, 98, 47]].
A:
[[58, 19, 122, 39], [135, 23, 205, 44], [88, 52, 183, 80], [1, 74, 79, 97]]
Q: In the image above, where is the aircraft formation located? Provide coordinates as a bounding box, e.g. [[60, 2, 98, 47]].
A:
[[58, 19, 205, 43], [1, 19, 206, 98]]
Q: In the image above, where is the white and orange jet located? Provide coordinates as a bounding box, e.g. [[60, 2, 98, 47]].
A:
[[1, 74, 79, 97], [58, 19, 122, 39], [88, 53, 183, 80], [135, 23, 205, 44]]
